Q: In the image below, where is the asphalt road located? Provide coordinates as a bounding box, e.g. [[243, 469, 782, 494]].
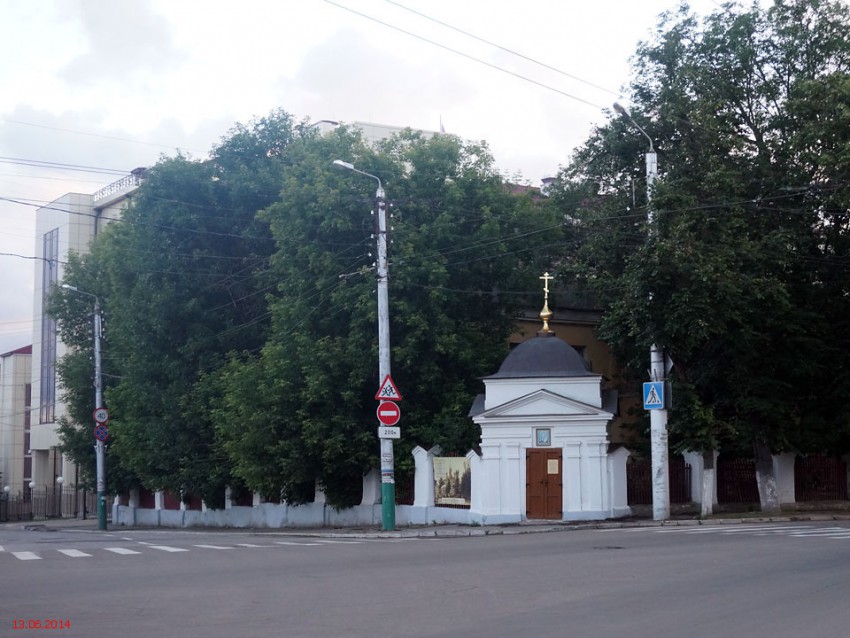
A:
[[2, 522, 849, 638]]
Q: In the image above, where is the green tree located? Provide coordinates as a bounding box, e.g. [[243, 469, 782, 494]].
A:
[[53, 110, 302, 505], [213, 127, 558, 508], [553, 0, 850, 511]]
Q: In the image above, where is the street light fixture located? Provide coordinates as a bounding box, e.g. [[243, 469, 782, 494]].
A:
[[61, 283, 108, 530], [613, 102, 670, 521], [333, 159, 396, 532]]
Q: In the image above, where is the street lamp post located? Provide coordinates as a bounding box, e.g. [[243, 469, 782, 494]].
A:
[[332, 159, 395, 531], [613, 102, 670, 521], [61, 284, 108, 530], [56, 476, 64, 518]]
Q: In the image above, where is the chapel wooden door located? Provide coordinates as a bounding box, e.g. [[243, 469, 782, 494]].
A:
[[526, 449, 563, 520]]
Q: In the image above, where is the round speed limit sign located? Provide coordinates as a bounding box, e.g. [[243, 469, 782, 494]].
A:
[[93, 407, 109, 424]]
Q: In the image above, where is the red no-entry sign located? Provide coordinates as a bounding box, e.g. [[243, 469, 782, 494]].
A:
[[376, 401, 401, 426]]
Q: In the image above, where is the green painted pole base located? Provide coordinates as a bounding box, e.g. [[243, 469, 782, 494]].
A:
[[97, 490, 107, 530], [381, 482, 395, 531]]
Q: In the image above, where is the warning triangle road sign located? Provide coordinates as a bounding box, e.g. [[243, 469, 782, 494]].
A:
[[375, 375, 403, 401]]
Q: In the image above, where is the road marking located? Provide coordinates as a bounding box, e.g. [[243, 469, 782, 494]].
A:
[[12, 551, 41, 561], [193, 544, 233, 550], [57, 549, 91, 558], [274, 541, 322, 546], [0, 545, 4, 552], [313, 539, 363, 545], [104, 547, 141, 555], [149, 545, 188, 553], [654, 525, 811, 534], [600, 524, 850, 540]]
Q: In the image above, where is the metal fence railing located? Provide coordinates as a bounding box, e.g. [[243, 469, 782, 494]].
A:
[[0, 488, 97, 523], [717, 458, 760, 504], [627, 458, 692, 505], [795, 455, 848, 501]]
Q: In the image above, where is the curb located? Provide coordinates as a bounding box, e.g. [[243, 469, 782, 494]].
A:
[[6, 512, 850, 538]]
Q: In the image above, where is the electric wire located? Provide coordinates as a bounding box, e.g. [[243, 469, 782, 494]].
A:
[[323, 0, 604, 109], [383, 0, 621, 97]]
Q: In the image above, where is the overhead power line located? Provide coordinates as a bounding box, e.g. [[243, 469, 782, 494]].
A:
[[384, 0, 620, 98], [324, 0, 604, 110], [0, 157, 129, 177]]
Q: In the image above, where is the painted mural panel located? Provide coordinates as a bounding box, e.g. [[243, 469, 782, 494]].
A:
[[433, 457, 471, 506]]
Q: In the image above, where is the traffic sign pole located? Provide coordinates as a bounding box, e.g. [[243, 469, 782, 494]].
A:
[[334, 160, 397, 531]]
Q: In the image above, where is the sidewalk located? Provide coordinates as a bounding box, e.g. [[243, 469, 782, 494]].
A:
[[6, 508, 850, 538]]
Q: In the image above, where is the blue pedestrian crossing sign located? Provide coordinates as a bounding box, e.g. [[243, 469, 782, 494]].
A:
[[643, 382, 664, 410]]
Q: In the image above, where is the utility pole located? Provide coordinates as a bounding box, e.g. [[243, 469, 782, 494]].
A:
[[93, 298, 107, 530], [333, 160, 396, 531], [614, 103, 670, 521], [62, 284, 108, 530]]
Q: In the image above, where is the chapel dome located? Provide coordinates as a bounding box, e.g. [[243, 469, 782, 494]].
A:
[[487, 332, 593, 379]]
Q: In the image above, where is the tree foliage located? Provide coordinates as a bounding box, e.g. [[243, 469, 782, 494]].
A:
[[53, 110, 301, 504], [53, 114, 558, 509], [553, 0, 850, 458], [213, 128, 556, 507]]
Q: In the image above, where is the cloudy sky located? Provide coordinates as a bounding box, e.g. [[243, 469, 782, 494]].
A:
[[0, 0, 723, 353]]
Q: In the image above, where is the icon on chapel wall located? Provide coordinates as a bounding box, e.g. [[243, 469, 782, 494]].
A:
[[536, 428, 551, 447]]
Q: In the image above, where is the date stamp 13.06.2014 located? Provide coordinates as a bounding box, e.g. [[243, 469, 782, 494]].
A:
[[12, 619, 72, 631]]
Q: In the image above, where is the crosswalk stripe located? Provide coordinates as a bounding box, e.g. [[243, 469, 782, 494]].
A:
[[656, 525, 810, 534], [149, 545, 188, 553], [104, 547, 141, 555], [58, 549, 91, 558], [193, 544, 233, 550], [600, 525, 850, 540], [12, 551, 41, 561]]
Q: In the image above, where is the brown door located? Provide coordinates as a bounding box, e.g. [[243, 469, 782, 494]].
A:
[[526, 449, 563, 520]]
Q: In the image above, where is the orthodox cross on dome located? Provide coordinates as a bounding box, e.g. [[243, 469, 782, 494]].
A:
[[539, 271, 554, 333]]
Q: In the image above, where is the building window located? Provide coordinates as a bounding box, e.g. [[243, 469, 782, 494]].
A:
[[40, 228, 59, 423]]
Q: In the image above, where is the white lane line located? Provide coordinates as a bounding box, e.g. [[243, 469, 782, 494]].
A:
[[57, 549, 92, 558], [313, 539, 363, 545], [104, 547, 141, 555], [0, 545, 4, 552], [237, 543, 279, 548], [193, 544, 233, 550], [274, 541, 322, 546], [149, 545, 188, 553], [12, 551, 41, 561]]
